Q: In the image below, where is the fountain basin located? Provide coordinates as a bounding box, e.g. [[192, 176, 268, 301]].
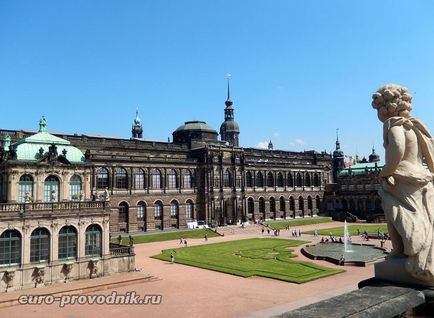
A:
[[302, 243, 387, 266]]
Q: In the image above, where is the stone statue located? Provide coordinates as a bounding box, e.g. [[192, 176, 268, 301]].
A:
[[51, 190, 57, 203], [372, 84, 434, 282], [103, 187, 110, 202]]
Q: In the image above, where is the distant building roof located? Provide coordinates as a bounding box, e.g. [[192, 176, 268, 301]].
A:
[[339, 161, 384, 176]]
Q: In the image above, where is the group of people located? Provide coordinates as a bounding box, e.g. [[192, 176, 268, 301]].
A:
[[179, 237, 188, 247]]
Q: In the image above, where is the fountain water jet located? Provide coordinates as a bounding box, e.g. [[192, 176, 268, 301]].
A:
[[344, 220, 353, 252]]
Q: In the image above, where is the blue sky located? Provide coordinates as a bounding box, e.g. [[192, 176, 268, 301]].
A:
[[1, 1, 434, 161]]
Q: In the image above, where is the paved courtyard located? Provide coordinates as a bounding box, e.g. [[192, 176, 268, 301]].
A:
[[0, 221, 390, 318]]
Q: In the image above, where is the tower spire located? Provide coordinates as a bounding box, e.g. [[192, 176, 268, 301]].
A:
[[225, 73, 233, 107]]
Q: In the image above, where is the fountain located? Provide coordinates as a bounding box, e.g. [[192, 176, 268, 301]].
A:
[[343, 220, 352, 252], [301, 221, 387, 266]]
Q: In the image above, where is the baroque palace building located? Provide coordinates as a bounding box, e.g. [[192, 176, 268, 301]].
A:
[[0, 83, 333, 290], [323, 135, 384, 222]]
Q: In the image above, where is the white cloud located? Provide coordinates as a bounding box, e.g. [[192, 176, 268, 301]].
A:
[[273, 132, 280, 137], [255, 141, 269, 149], [295, 138, 304, 145], [289, 138, 305, 147]]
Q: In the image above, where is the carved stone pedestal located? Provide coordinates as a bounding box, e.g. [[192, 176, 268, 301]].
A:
[[375, 257, 434, 288]]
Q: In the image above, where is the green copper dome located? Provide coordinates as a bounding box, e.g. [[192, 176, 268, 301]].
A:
[[12, 117, 85, 163]]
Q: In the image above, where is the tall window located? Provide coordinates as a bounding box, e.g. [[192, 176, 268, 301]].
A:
[[313, 173, 320, 187], [137, 201, 146, 220], [308, 196, 313, 210], [259, 197, 265, 213], [170, 201, 178, 217], [280, 197, 286, 212], [85, 224, 102, 257], [154, 201, 163, 219], [44, 175, 59, 202], [30, 228, 50, 263], [183, 171, 192, 188], [245, 171, 253, 187], [267, 172, 274, 187], [96, 168, 109, 189], [0, 230, 21, 267], [305, 173, 312, 187], [185, 200, 194, 219], [296, 173, 303, 187], [247, 198, 254, 214], [151, 169, 162, 189], [133, 168, 145, 189], [58, 226, 77, 260], [256, 172, 264, 188], [270, 198, 276, 213], [277, 173, 284, 187], [167, 169, 177, 189], [223, 170, 231, 187], [118, 202, 129, 223], [298, 197, 304, 211], [289, 197, 295, 211], [69, 175, 82, 200], [19, 174, 34, 202], [115, 168, 128, 189], [316, 196, 321, 210], [287, 173, 294, 187]]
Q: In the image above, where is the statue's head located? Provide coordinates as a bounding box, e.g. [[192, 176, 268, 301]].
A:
[[372, 84, 412, 122]]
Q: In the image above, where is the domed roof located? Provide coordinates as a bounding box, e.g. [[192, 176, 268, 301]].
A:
[[174, 121, 217, 133], [12, 118, 85, 163], [220, 120, 240, 133]]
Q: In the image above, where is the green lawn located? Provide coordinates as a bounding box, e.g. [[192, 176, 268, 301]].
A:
[[304, 224, 388, 237], [112, 229, 219, 245], [152, 238, 343, 283], [267, 217, 333, 230]]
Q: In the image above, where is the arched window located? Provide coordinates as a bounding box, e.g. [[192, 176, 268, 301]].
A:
[[137, 201, 146, 221], [44, 175, 60, 202], [19, 174, 34, 203], [85, 224, 102, 257], [186, 200, 194, 219], [270, 197, 276, 212], [170, 201, 179, 217], [96, 167, 109, 189], [167, 169, 177, 189], [256, 172, 264, 188], [316, 195, 321, 209], [30, 228, 50, 263], [247, 198, 254, 214], [118, 202, 129, 223], [277, 173, 284, 187], [258, 197, 265, 213], [305, 173, 311, 187], [154, 201, 163, 219], [115, 168, 128, 189], [289, 197, 295, 211], [313, 173, 320, 187], [307, 196, 313, 210], [69, 175, 82, 200], [0, 230, 21, 266], [245, 171, 253, 187], [287, 173, 294, 187], [151, 169, 162, 189], [183, 171, 192, 188], [267, 172, 274, 187], [280, 197, 286, 212], [58, 226, 77, 260], [296, 173, 303, 187], [223, 170, 231, 188], [298, 196, 304, 211], [133, 168, 146, 189]]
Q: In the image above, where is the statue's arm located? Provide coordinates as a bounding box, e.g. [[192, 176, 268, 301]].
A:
[[380, 126, 405, 177]]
